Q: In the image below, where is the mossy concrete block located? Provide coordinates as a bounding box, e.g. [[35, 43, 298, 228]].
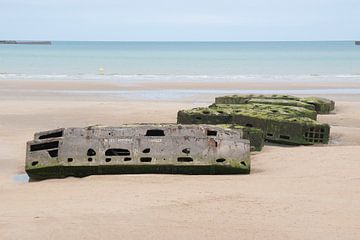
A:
[[231, 114, 330, 145], [215, 94, 301, 104], [300, 97, 335, 114], [215, 94, 335, 114], [177, 107, 330, 145], [209, 103, 317, 120], [26, 125, 251, 180], [247, 99, 315, 111]]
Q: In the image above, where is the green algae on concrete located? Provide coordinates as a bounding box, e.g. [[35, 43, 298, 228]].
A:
[[177, 106, 330, 145], [215, 94, 301, 104], [247, 99, 315, 111], [231, 115, 330, 145], [209, 103, 318, 120], [300, 97, 335, 114], [215, 94, 335, 114], [26, 163, 251, 180]]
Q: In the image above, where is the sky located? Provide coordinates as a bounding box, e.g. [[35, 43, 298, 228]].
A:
[[0, 0, 359, 41]]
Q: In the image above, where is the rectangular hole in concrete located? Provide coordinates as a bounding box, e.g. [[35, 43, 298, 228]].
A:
[[105, 148, 130, 156], [177, 157, 193, 162], [140, 157, 152, 162], [30, 141, 59, 152], [279, 135, 290, 140], [207, 130, 217, 136], [39, 131, 63, 139], [145, 129, 165, 136]]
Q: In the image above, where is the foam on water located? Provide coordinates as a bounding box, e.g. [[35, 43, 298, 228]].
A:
[[0, 73, 359, 83]]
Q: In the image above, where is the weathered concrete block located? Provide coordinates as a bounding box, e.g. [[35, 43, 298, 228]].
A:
[[217, 124, 264, 151], [215, 94, 302, 104], [26, 125, 251, 179], [247, 99, 315, 111], [231, 114, 330, 145], [177, 106, 330, 145], [209, 103, 318, 120], [300, 97, 335, 114], [215, 94, 335, 114]]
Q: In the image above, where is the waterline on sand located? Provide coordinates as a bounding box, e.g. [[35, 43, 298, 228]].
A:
[[1, 88, 359, 101]]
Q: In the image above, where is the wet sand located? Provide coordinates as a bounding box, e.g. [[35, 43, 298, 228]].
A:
[[0, 79, 359, 240], [1, 78, 360, 91]]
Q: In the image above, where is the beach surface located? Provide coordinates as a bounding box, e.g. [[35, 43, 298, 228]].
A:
[[0, 79, 359, 240]]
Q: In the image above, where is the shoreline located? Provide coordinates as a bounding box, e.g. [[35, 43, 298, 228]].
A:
[[1, 78, 360, 90], [1, 79, 360, 103]]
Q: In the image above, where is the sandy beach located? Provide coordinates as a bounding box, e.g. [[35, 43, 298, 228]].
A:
[[0, 79, 360, 240]]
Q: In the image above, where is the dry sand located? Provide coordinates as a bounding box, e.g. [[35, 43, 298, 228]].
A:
[[0, 79, 359, 240]]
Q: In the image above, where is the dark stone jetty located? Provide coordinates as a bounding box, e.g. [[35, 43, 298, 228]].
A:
[[0, 40, 51, 45]]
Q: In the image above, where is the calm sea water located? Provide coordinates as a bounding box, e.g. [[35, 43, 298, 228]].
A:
[[0, 41, 360, 82]]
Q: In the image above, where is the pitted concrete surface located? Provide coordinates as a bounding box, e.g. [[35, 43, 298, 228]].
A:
[[26, 124, 251, 179]]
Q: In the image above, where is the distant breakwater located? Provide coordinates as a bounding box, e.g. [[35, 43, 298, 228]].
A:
[[0, 40, 51, 45]]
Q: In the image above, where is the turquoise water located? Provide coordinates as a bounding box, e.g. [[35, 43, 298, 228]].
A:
[[0, 41, 360, 81]]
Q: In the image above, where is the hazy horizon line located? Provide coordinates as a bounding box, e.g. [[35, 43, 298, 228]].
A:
[[1, 39, 358, 42]]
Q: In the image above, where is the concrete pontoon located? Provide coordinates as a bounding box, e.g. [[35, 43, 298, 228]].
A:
[[177, 103, 330, 145], [215, 94, 335, 114], [26, 125, 251, 179]]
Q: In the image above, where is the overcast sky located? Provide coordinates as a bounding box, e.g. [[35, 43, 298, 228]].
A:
[[0, 0, 358, 41]]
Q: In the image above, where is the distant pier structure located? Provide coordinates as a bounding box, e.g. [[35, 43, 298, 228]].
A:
[[355, 41, 360, 46], [0, 40, 51, 45]]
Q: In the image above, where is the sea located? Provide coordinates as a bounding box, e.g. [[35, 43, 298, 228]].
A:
[[1, 41, 360, 98]]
